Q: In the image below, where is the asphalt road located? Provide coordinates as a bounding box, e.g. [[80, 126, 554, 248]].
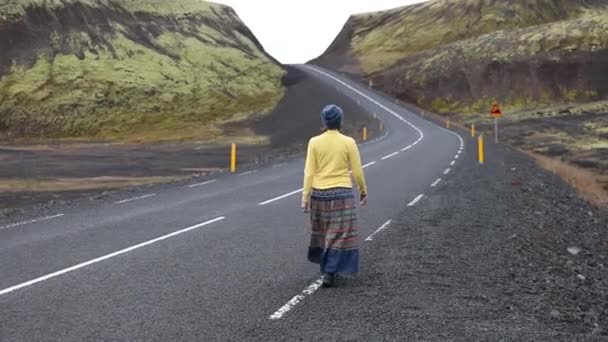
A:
[[0, 65, 464, 341]]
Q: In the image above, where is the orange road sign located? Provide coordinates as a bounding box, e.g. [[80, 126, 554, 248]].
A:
[[490, 103, 502, 117]]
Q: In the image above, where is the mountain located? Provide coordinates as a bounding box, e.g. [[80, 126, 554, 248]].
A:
[[0, 0, 285, 142]]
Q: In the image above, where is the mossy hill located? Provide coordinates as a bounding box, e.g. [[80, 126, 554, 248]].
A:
[[312, 0, 608, 115], [0, 0, 285, 142]]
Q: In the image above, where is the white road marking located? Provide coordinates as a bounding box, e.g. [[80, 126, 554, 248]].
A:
[[362, 161, 377, 169], [187, 179, 217, 188], [269, 278, 324, 320], [0, 216, 226, 296], [455, 155, 460, 159], [450, 161, 456, 166], [303, 66, 424, 145], [0, 214, 64, 231], [381, 152, 399, 160], [444, 168, 451, 175], [273, 163, 288, 168], [408, 194, 424, 207], [239, 170, 257, 176], [114, 194, 156, 204], [259, 189, 303, 206], [308, 66, 464, 174], [431, 179, 442, 187], [401, 145, 412, 151], [365, 220, 392, 242], [428, 120, 464, 150]]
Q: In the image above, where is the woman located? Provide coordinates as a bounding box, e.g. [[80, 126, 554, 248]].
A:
[[301, 104, 368, 288]]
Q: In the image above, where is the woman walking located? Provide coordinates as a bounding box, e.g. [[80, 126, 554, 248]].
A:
[[301, 104, 368, 288]]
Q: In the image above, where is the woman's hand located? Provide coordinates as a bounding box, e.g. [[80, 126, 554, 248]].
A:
[[360, 193, 368, 206], [301, 200, 310, 213]]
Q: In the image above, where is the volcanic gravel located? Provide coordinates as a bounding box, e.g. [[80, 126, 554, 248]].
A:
[[254, 136, 607, 341]]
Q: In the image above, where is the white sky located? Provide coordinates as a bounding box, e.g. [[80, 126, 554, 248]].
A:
[[212, 1, 426, 64]]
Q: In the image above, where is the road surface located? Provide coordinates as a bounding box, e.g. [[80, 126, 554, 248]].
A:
[[0, 65, 464, 341]]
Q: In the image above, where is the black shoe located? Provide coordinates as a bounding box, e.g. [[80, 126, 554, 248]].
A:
[[321, 273, 335, 288]]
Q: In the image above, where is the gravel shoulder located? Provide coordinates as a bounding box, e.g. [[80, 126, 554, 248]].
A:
[[256, 134, 608, 341]]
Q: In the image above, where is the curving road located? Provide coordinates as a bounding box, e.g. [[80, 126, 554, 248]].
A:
[[0, 65, 464, 341]]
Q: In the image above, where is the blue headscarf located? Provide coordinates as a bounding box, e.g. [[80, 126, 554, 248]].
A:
[[321, 104, 343, 130]]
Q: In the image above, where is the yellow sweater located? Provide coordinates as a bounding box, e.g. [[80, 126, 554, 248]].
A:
[[302, 130, 367, 201]]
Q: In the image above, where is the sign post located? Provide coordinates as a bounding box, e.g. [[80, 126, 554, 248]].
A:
[[490, 103, 502, 143]]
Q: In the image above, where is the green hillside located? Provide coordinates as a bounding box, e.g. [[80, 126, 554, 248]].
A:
[[317, 0, 607, 74], [0, 0, 285, 142]]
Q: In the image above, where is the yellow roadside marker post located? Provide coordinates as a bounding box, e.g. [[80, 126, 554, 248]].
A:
[[363, 127, 368, 141], [471, 123, 476, 137], [446, 119, 450, 129], [478, 135, 484, 165], [230, 143, 236, 173]]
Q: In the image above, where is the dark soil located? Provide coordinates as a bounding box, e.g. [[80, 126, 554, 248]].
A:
[[258, 133, 608, 341], [0, 66, 380, 212], [488, 111, 608, 190], [371, 48, 608, 113]]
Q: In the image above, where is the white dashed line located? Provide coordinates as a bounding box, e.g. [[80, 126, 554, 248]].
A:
[[408, 194, 425, 207], [0, 214, 65, 231], [362, 161, 377, 169], [114, 194, 156, 204], [187, 179, 217, 188], [450, 161, 456, 166], [431, 179, 441, 187], [269, 279, 324, 320], [381, 152, 399, 160], [239, 170, 257, 176], [455, 155, 460, 159], [428, 120, 464, 150], [0, 216, 226, 296], [259, 189, 303, 206], [365, 220, 392, 242], [271, 218, 394, 320], [444, 168, 451, 175]]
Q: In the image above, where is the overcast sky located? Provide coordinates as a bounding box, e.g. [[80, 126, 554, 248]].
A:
[[212, 1, 426, 64]]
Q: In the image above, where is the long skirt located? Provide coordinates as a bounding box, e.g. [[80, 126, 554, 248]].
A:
[[307, 187, 359, 274]]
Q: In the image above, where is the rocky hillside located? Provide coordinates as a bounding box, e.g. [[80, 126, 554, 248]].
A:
[[0, 0, 285, 142], [313, 0, 608, 111], [312, 0, 608, 194]]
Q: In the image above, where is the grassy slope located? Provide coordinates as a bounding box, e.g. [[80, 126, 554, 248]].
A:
[[350, 0, 605, 73], [0, 0, 285, 143]]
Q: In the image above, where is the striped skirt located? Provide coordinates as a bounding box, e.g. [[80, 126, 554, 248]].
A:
[[307, 187, 359, 274]]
